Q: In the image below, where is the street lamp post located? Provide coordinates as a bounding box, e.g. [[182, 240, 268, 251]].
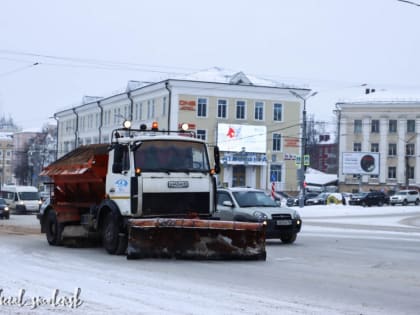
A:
[[290, 90, 318, 208]]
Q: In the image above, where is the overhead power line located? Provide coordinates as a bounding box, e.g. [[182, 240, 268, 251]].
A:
[[0, 49, 197, 75], [397, 0, 420, 7], [0, 62, 39, 77]]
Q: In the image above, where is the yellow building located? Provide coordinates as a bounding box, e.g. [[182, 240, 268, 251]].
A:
[[55, 68, 312, 193], [0, 133, 14, 186]]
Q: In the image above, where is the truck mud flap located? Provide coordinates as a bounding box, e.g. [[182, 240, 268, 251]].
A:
[[127, 218, 266, 260]]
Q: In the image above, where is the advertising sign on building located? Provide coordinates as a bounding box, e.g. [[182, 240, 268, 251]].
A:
[[342, 152, 380, 175], [217, 123, 266, 153]]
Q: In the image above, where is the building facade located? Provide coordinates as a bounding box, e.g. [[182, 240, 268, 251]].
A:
[[0, 133, 14, 186], [336, 99, 420, 192], [55, 69, 311, 192]]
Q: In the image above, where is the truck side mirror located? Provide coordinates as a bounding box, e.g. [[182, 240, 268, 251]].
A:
[[214, 146, 221, 174]]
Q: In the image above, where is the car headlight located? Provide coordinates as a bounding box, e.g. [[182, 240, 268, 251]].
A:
[[253, 211, 268, 221], [291, 210, 300, 219], [4, 207, 9, 211]]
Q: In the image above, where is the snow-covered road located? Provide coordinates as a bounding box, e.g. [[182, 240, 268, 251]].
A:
[[1, 204, 420, 314]]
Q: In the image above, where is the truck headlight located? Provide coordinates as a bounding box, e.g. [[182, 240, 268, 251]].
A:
[[253, 211, 268, 221]]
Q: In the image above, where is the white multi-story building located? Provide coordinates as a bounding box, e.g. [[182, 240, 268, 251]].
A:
[[336, 94, 420, 192], [54, 68, 312, 192]]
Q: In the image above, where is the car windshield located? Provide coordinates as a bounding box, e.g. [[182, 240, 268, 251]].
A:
[[316, 193, 329, 198], [395, 191, 407, 196], [232, 191, 278, 207], [354, 192, 368, 197], [0, 198, 6, 205], [18, 192, 40, 200]]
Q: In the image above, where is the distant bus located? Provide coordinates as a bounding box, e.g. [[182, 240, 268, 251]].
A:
[[0, 185, 41, 214]]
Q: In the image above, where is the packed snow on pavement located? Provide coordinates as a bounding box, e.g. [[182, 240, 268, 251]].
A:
[[0, 204, 419, 315]]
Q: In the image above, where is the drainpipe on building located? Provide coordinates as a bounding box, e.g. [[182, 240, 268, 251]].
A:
[[334, 103, 342, 189], [53, 114, 59, 160], [97, 101, 103, 144], [165, 81, 172, 131], [127, 91, 134, 121], [72, 108, 79, 148]]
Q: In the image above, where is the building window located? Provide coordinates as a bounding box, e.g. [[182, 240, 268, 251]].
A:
[[407, 119, 415, 133], [389, 119, 397, 133], [371, 143, 379, 152], [217, 99, 227, 118], [408, 166, 415, 179], [388, 166, 396, 179], [113, 108, 121, 124], [371, 120, 379, 133], [406, 143, 415, 156], [353, 143, 362, 152], [272, 133, 282, 151], [354, 120, 362, 133], [147, 100, 154, 119], [162, 96, 167, 116], [270, 164, 282, 182], [236, 100, 246, 119], [273, 103, 283, 121], [124, 104, 129, 120], [254, 101, 264, 120], [197, 98, 207, 117], [388, 143, 397, 156], [197, 129, 206, 141]]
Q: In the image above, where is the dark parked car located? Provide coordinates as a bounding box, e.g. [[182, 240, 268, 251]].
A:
[[349, 191, 389, 207], [306, 192, 331, 205], [216, 187, 302, 243], [286, 192, 320, 206], [0, 198, 10, 219]]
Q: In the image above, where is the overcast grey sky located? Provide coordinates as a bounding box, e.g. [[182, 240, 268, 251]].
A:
[[1, 0, 419, 130]]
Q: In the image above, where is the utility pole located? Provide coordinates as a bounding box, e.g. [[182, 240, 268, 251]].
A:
[[290, 90, 318, 207]]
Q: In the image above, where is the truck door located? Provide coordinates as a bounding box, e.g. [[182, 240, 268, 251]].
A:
[[108, 144, 133, 216]]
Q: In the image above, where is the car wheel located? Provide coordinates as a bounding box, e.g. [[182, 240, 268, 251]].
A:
[[378, 201, 383, 207], [45, 210, 63, 246], [361, 201, 367, 207], [403, 199, 408, 206], [280, 233, 297, 244], [415, 199, 419, 206]]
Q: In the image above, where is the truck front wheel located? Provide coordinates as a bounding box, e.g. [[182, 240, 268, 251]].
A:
[[45, 210, 63, 246], [102, 212, 127, 255]]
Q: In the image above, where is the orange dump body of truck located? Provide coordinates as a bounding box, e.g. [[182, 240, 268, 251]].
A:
[[40, 144, 109, 223]]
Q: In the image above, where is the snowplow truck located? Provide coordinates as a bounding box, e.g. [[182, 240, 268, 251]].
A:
[[38, 122, 266, 260]]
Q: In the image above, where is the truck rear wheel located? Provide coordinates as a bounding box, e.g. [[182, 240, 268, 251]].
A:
[[45, 210, 63, 246], [102, 212, 127, 255]]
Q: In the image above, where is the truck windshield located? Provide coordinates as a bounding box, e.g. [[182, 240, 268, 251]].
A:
[[134, 140, 210, 172]]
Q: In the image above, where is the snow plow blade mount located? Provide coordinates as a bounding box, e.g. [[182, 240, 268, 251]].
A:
[[127, 218, 266, 260]]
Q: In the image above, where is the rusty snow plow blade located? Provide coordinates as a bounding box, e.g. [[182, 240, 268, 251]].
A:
[[127, 218, 266, 260]]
